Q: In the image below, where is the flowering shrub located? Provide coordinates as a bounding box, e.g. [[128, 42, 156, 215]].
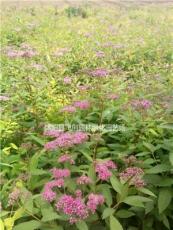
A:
[[1, 2, 173, 230]]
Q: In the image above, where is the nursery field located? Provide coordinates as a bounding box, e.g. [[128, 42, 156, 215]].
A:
[[1, 1, 173, 230]]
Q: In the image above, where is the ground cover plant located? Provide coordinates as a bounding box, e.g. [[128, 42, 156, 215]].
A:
[[0, 1, 173, 230]]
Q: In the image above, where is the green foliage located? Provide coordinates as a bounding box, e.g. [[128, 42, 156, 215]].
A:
[[65, 6, 88, 18], [1, 2, 173, 230]]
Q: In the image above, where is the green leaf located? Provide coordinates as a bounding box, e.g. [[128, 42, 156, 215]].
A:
[[39, 224, 64, 230], [110, 175, 122, 194], [29, 150, 44, 171], [0, 211, 9, 218], [102, 208, 114, 219], [79, 150, 92, 162], [118, 183, 129, 202], [116, 209, 135, 218], [10, 143, 18, 150], [28, 134, 44, 146], [102, 109, 113, 121], [41, 212, 62, 222], [162, 214, 170, 229], [146, 164, 171, 174], [97, 184, 112, 207], [0, 163, 13, 168], [123, 196, 152, 208], [30, 169, 47, 175], [160, 123, 173, 130], [110, 215, 123, 230], [158, 189, 172, 214], [0, 219, 4, 230], [41, 206, 68, 222], [143, 142, 155, 153], [169, 152, 173, 165], [88, 164, 96, 182], [13, 220, 41, 230], [137, 188, 156, 197], [76, 221, 88, 230]]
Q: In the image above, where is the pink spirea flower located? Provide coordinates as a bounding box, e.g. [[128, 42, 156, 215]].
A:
[[76, 175, 92, 185], [131, 99, 152, 110], [56, 195, 88, 223], [45, 179, 65, 189], [87, 193, 105, 214], [0, 95, 9, 101], [102, 42, 113, 47], [73, 100, 90, 110], [8, 188, 21, 206], [78, 85, 90, 91], [60, 105, 76, 113], [42, 179, 64, 202], [43, 129, 63, 138], [95, 160, 117, 181], [95, 51, 105, 58], [105, 160, 117, 169], [44, 131, 88, 150], [42, 188, 56, 202], [63, 77, 72, 84], [6, 50, 23, 58], [50, 168, 70, 179], [31, 63, 47, 71], [123, 155, 137, 165], [58, 154, 74, 164], [6, 44, 37, 58], [75, 190, 82, 198], [90, 68, 109, 77], [119, 167, 145, 188], [107, 94, 119, 100], [72, 132, 88, 144], [22, 50, 37, 58]]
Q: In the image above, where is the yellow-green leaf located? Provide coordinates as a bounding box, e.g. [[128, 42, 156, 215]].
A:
[[0, 219, 4, 230], [110, 215, 123, 230]]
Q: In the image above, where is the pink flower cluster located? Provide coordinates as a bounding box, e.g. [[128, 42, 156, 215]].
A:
[[131, 99, 152, 110], [90, 68, 109, 77], [60, 100, 90, 113], [76, 175, 92, 185], [44, 129, 63, 137], [58, 154, 74, 164], [119, 167, 145, 188], [56, 194, 88, 224], [42, 179, 64, 202], [60, 105, 76, 113], [87, 193, 105, 214], [102, 42, 124, 49], [107, 93, 119, 100], [63, 77, 72, 84], [95, 160, 117, 181], [95, 51, 105, 58], [78, 85, 90, 91], [123, 155, 137, 165], [56, 193, 104, 224], [73, 100, 90, 110], [31, 63, 47, 71], [6, 44, 37, 58], [75, 189, 82, 197], [0, 95, 9, 101], [50, 168, 70, 179], [8, 188, 21, 206], [44, 131, 88, 150]]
